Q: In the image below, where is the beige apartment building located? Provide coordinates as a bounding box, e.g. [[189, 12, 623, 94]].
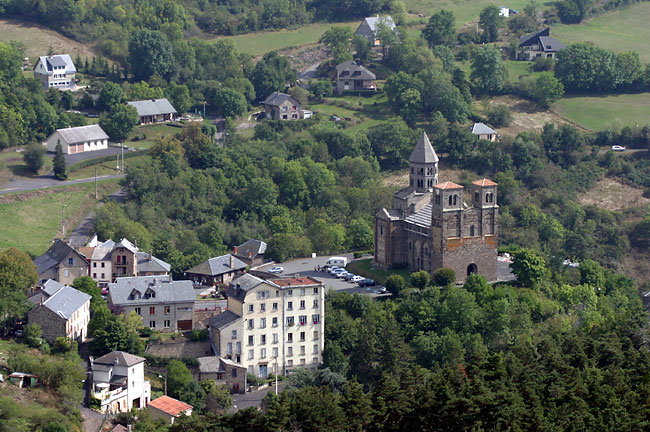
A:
[[210, 274, 325, 378]]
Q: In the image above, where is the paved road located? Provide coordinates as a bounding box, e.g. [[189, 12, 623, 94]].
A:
[[297, 62, 321, 81], [231, 382, 287, 412], [0, 173, 125, 195]]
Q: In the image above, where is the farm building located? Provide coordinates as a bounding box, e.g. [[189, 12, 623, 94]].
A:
[[127, 98, 178, 124], [45, 125, 109, 154]]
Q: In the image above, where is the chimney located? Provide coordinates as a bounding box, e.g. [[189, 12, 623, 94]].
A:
[[128, 426, 132, 432], [40, 296, 43, 306], [234, 246, 238, 255], [148, 250, 153, 261], [230, 255, 235, 269]]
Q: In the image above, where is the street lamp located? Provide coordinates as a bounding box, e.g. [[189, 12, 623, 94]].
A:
[[158, 374, 167, 396], [61, 203, 67, 238]]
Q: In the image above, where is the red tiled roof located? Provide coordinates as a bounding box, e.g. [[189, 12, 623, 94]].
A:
[[472, 178, 498, 187], [434, 181, 463, 190], [148, 396, 192, 416], [273, 276, 320, 287]]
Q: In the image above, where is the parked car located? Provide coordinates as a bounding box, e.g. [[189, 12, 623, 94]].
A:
[[14, 328, 24, 337], [377, 286, 387, 293], [611, 145, 626, 152], [351, 275, 364, 283], [337, 271, 352, 279], [331, 268, 346, 275], [342, 273, 356, 281], [327, 266, 341, 274], [358, 278, 377, 287], [269, 266, 284, 274]]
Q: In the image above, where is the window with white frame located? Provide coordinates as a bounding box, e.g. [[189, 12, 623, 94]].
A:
[[260, 348, 266, 358], [312, 314, 320, 324], [287, 301, 293, 311], [261, 335, 266, 345], [248, 335, 254, 346], [232, 330, 237, 339], [248, 304, 254, 313], [272, 302, 278, 311], [313, 299, 319, 308], [248, 319, 254, 329], [299, 315, 307, 325], [272, 317, 278, 327], [227, 343, 233, 355], [300, 300, 305, 309], [273, 333, 278, 343], [313, 344, 319, 354], [287, 347, 293, 356], [273, 347, 278, 357], [286, 316, 294, 326], [260, 318, 266, 328], [164, 320, 170, 328], [260, 303, 266, 312], [248, 349, 254, 360]]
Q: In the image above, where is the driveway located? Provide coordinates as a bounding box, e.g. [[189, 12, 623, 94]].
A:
[[231, 382, 287, 412], [60, 146, 132, 167]]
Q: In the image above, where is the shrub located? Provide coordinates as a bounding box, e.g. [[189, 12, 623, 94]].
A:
[[487, 105, 512, 127], [190, 329, 209, 341], [433, 267, 456, 286], [409, 270, 431, 289], [385, 275, 406, 296]]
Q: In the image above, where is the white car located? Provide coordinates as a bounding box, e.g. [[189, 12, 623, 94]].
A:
[[611, 145, 626, 152], [268, 266, 284, 274], [351, 275, 364, 283], [337, 272, 352, 279], [328, 266, 341, 273]]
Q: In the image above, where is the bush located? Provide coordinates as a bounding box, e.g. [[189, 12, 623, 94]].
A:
[[247, 373, 265, 386], [531, 57, 554, 72], [385, 275, 406, 296], [487, 105, 512, 127], [433, 267, 456, 286], [23, 144, 45, 174], [409, 270, 431, 289], [24, 323, 42, 348], [190, 329, 209, 341]]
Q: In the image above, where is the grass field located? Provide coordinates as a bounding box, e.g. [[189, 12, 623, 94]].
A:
[[0, 180, 119, 256], [0, 18, 99, 63], [552, 93, 650, 131], [222, 22, 358, 56], [127, 123, 186, 149], [347, 258, 411, 285], [404, 0, 534, 25], [552, 3, 650, 63], [68, 154, 152, 180]]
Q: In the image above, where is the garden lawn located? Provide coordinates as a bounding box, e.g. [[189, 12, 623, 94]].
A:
[[68, 155, 152, 180], [127, 122, 185, 149], [0, 180, 119, 256], [552, 3, 650, 63], [222, 22, 358, 56], [552, 93, 650, 131], [403, 0, 539, 25], [347, 258, 412, 285]]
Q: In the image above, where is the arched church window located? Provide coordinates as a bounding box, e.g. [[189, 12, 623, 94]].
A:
[[453, 195, 457, 205], [448, 195, 452, 206]]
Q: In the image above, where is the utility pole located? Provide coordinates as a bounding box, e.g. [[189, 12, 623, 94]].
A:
[[116, 154, 120, 171], [61, 203, 67, 238], [95, 167, 98, 199], [121, 146, 124, 173], [203, 100, 206, 118]]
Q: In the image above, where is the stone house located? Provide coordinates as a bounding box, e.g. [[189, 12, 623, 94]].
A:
[[33, 54, 76, 90], [91, 351, 151, 413], [126, 98, 177, 124], [261, 92, 302, 120], [234, 239, 267, 267], [518, 28, 566, 61], [374, 132, 499, 282], [209, 274, 325, 378], [335, 61, 377, 94], [147, 396, 192, 424], [107, 276, 195, 332], [471, 123, 498, 141], [45, 125, 109, 154], [33, 239, 89, 285], [27, 281, 91, 343], [197, 356, 247, 394], [354, 16, 396, 46], [184, 254, 247, 287]]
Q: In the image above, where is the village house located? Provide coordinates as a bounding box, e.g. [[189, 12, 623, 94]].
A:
[[33, 239, 88, 285], [33, 54, 76, 90], [354, 16, 396, 46], [209, 274, 325, 379], [45, 124, 109, 154], [335, 60, 377, 94], [233, 239, 267, 267], [518, 28, 566, 61], [126, 98, 178, 124], [185, 254, 247, 287], [471, 122, 498, 141], [147, 396, 193, 425], [107, 276, 195, 332], [91, 351, 151, 414], [27, 280, 91, 343], [261, 92, 302, 120], [197, 356, 247, 394]]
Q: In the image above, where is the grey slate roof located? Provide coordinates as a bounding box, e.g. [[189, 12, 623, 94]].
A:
[[186, 254, 247, 276], [409, 132, 439, 163], [108, 276, 194, 306], [225, 273, 267, 302], [33, 239, 83, 275], [519, 27, 550, 46], [404, 204, 432, 228], [114, 238, 138, 254], [126, 98, 177, 117], [471, 123, 498, 135], [262, 92, 299, 107], [36, 54, 76, 74], [538, 36, 566, 52], [55, 125, 109, 145], [235, 239, 267, 260], [39, 285, 91, 320], [137, 252, 171, 273], [210, 310, 242, 330], [361, 16, 396, 34], [94, 351, 146, 367], [91, 240, 115, 260], [43, 279, 65, 296], [336, 61, 376, 80], [198, 356, 244, 373]]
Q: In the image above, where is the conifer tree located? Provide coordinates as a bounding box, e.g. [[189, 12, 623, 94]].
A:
[[53, 140, 67, 180]]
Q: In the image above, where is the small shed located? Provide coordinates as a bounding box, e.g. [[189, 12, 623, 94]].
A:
[[9, 372, 38, 388]]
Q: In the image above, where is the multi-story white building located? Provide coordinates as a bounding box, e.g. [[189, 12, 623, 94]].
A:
[[91, 351, 151, 413], [33, 54, 76, 90], [209, 274, 325, 378]]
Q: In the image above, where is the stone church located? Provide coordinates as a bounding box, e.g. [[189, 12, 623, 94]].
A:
[[374, 131, 499, 282]]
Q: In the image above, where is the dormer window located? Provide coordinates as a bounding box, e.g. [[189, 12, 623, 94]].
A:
[[144, 288, 156, 299], [128, 289, 141, 300]]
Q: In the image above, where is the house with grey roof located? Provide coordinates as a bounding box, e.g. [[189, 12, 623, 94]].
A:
[[336, 60, 377, 94], [518, 28, 566, 61], [197, 356, 246, 394], [261, 92, 302, 120], [471, 122, 498, 141], [33, 54, 76, 90], [33, 239, 89, 285], [354, 16, 396, 46], [107, 276, 195, 332], [185, 255, 247, 287], [127, 98, 178, 124], [45, 124, 109, 154], [91, 351, 151, 413], [27, 281, 91, 343], [234, 239, 267, 267]]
